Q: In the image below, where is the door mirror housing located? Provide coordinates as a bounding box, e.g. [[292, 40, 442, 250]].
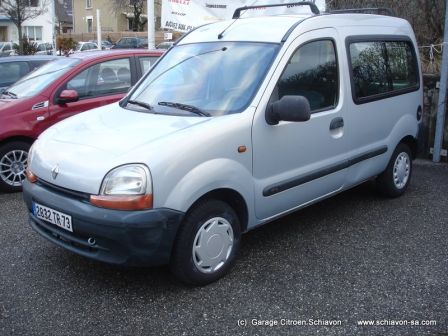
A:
[[58, 89, 79, 105], [266, 95, 311, 125]]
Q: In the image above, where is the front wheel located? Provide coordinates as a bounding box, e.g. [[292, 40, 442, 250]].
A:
[[170, 199, 241, 286], [376, 143, 412, 198], [0, 141, 30, 193]]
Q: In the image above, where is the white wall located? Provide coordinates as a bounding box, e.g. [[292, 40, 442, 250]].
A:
[[22, 4, 54, 44]]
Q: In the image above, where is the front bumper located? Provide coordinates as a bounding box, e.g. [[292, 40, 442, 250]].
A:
[[23, 179, 184, 266]]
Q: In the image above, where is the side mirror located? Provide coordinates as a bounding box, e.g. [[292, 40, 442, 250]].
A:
[[265, 95, 311, 125], [58, 89, 79, 105]]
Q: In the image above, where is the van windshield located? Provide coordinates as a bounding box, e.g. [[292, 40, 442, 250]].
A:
[[6, 58, 81, 98], [127, 42, 279, 116]]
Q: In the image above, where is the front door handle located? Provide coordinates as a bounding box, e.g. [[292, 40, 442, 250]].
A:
[[330, 117, 344, 130]]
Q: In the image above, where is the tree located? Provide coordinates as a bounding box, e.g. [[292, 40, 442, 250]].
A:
[[327, 0, 444, 46], [111, 0, 161, 32], [13, 36, 38, 55], [112, 0, 147, 32], [0, 0, 48, 54]]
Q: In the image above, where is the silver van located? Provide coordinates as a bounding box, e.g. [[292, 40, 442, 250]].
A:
[[23, 4, 422, 285]]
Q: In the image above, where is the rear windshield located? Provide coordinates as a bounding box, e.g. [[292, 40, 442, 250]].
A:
[[7, 58, 81, 98]]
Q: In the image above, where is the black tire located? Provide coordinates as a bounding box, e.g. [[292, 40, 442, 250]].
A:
[[0, 141, 31, 193], [170, 199, 241, 286], [376, 143, 412, 198]]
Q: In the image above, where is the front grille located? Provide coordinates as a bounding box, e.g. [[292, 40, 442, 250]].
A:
[[36, 178, 90, 201]]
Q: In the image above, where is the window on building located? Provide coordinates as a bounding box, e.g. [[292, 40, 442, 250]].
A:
[[22, 26, 43, 41], [272, 39, 339, 112], [349, 39, 418, 102], [29, 0, 39, 7], [86, 0, 92, 8], [87, 18, 93, 33]]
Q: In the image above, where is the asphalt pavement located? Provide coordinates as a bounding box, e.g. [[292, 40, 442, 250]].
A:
[[0, 160, 447, 336]]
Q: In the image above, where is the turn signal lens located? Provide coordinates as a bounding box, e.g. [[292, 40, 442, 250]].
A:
[[25, 169, 37, 183], [90, 194, 153, 210]]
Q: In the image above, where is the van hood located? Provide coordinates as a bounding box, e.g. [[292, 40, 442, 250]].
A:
[[43, 102, 211, 156], [32, 103, 211, 194]]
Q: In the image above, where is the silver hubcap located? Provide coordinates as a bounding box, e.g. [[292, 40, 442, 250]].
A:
[[393, 152, 410, 189], [0, 150, 28, 187], [192, 217, 234, 274]]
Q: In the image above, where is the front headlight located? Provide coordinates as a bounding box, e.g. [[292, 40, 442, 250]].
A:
[[25, 142, 38, 183], [90, 164, 153, 210], [100, 164, 151, 195]]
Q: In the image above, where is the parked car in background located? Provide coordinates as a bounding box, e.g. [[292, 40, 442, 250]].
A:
[[35, 42, 54, 55], [0, 42, 18, 56], [73, 42, 99, 53], [156, 41, 174, 50], [0, 49, 164, 192], [89, 40, 113, 50], [112, 37, 148, 49], [0, 55, 57, 94]]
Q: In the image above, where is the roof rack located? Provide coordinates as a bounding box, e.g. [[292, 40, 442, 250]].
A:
[[232, 1, 320, 19], [329, 8, 395, 16]]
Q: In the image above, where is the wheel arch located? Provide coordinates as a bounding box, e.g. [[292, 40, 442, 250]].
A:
[[399, 135, 417, 159], [0, 136, 35, 147], [185, 188, 249, 233]]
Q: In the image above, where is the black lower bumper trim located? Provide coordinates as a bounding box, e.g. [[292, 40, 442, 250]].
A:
[[23, 180, 184, 266]]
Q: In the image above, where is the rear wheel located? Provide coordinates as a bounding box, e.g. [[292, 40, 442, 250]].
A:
[[170, 199, 241, 286], [0, 141, 30, 193], [376, 143, 412, 198]]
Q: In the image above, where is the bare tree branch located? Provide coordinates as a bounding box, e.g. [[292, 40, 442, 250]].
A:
[[0, 0, 49, 54]]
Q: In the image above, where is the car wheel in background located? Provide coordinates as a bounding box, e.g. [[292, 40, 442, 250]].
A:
[[0, 141, 30, 193]]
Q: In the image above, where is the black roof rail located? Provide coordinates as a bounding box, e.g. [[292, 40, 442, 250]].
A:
[[329, 8, 395, 16], [232, 1, 320, 19]]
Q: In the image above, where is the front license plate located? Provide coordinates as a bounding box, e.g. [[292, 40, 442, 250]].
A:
[[33, 202, 73, 232]]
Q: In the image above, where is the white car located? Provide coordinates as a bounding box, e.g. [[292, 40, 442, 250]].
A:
[[24, 3, 422, 285], [0, 41, 17, 56], [35, 42, 54, 55], [73, 41, 99, 53]]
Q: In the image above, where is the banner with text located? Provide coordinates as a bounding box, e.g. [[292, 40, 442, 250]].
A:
[[161, 0, 325, 33]]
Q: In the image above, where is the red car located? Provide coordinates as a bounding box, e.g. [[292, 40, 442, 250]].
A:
[[0, 49, 164, 192]]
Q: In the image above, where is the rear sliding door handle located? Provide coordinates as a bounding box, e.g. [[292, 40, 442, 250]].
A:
[[330, 117, 344, 130]]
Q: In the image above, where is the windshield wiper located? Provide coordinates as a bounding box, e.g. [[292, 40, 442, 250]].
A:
[[158, 101, 211, 117], [2, 91, 17, 99], [127, 100, 154, 111]]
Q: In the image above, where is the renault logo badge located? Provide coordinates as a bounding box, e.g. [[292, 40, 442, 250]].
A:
[[51, 165, 60, 180]]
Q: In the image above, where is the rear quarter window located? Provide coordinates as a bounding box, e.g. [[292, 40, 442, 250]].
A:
[[0, 62, 30, 86], [347, 37, 419, 104]]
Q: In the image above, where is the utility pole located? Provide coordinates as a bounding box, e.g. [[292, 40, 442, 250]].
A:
[[147, 0, 155, 49], [433, 0, 448, 162], [52, 0, 57, 55], [96, 9, 102, 50]]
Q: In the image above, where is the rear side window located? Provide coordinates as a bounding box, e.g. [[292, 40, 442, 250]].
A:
[[0, 62, 29, 86], [66, 58, 132, 99], [273, 39, 338, 112], [139, 56, 159, 74], [348, 39, 418, 103]]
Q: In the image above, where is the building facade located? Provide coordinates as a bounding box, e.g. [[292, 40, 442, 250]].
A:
[[72, 0, 161, 34], [0, 0, 71, 43]]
